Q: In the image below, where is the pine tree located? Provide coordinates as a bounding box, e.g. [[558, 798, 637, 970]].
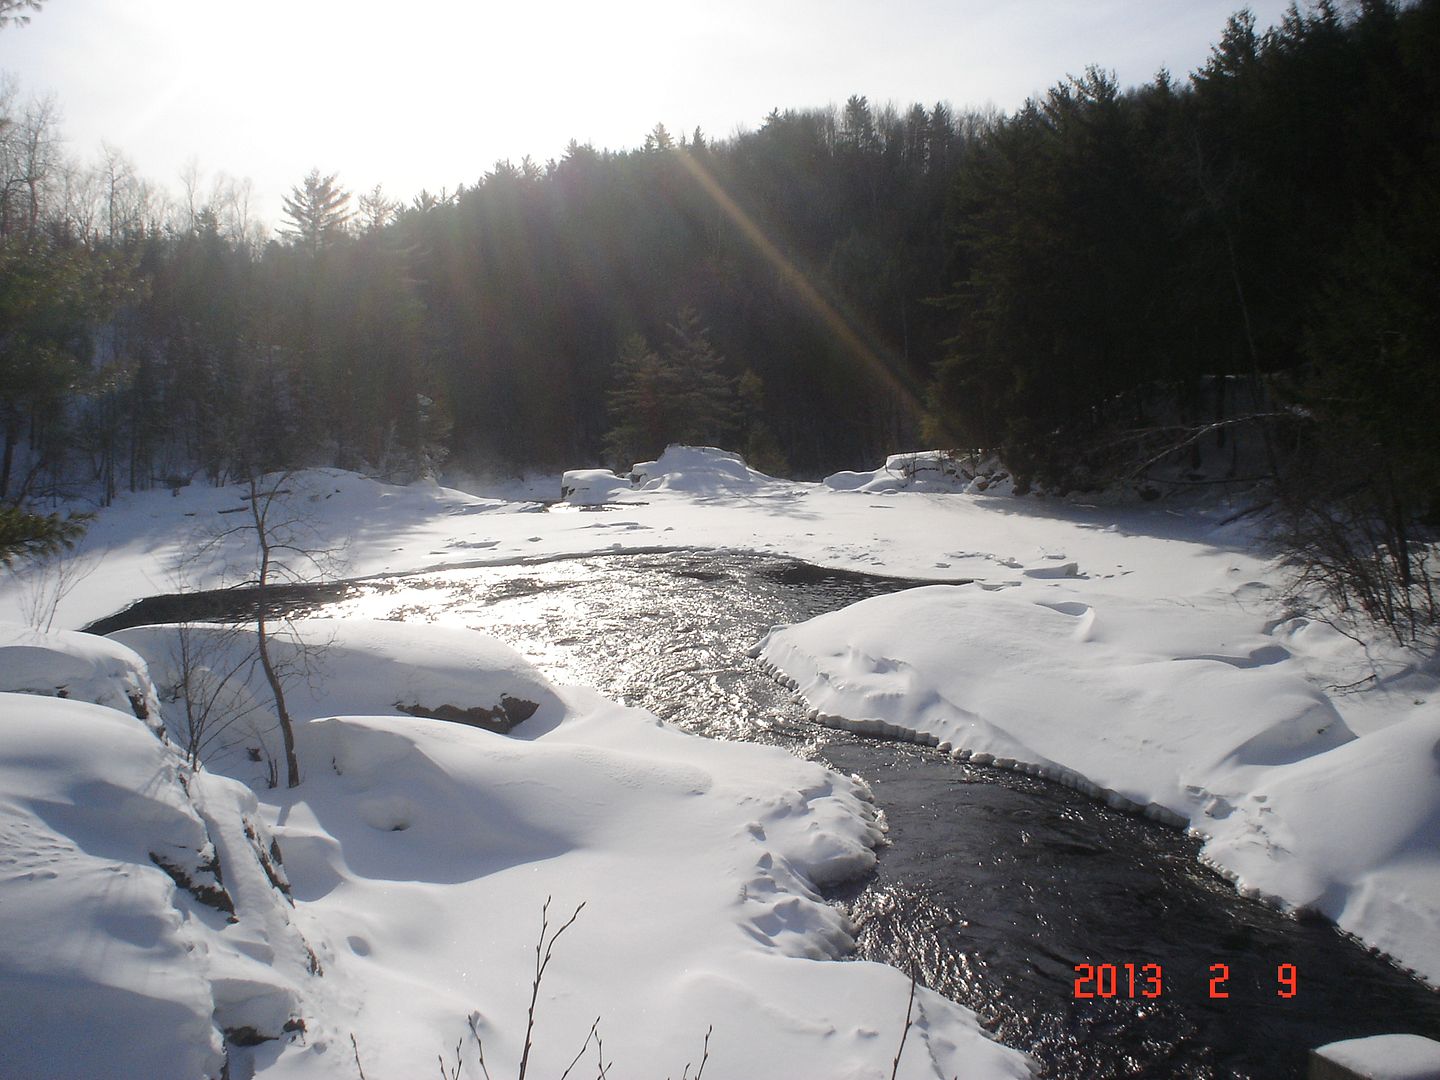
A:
[[280, 169, 353, 253], [0, 504, 87, 567], [601, 309, 738, 468]]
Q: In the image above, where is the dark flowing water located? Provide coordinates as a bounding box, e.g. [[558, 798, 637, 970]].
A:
[[111, 550, 1440, 1078]]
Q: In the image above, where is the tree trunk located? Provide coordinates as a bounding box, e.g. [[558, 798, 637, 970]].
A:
[[249, 476, 301, 788], [255, 610, 301, 788], [0, 420, 15, 500]]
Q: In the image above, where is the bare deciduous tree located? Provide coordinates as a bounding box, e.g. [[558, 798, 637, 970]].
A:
[[186, 470, 345, 787], [15, 541, 98, 632]]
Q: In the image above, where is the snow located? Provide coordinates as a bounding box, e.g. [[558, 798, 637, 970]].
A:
[[0, 688, 316, 1080], [0, 623, 164, 736], [559, 467, 634, 506], [627, 444, 794, 496], [823, 450, 1016, 495], [1314, 1034, 1440, 1079], [2, 444, 1438, 1075], [1, 618, 1031, 1079]]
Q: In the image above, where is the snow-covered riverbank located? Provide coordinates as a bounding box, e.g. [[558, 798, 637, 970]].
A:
[[2, 446, 1437, 1077]]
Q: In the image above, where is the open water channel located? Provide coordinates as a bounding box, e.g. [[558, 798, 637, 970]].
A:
[[104, 547, 1440, 1078]]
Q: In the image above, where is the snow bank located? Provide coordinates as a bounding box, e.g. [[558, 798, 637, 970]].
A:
[[0, 623, 163, 736], [824, 450, 1015, 495], [0, 628, 322, 1080], [560, 446, 797, 506], [756, 585, 1440, 985], [115, 619, 569, 759]]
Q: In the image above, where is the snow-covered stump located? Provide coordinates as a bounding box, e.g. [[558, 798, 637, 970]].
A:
[[1309, 1034, 1440, 1080]]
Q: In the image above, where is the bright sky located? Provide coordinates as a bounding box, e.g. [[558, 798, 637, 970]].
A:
[[3, 0, 1299, 230]]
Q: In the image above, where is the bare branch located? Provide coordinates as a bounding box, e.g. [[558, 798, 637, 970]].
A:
[[517, 896, 587, 1080], [890, 968, 918, 1080]]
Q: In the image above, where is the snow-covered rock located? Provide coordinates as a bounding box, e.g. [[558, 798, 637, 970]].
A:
[[824, 450, 1014, 495], [559, 467, 634, 505], [0, 695, 318, 1079], [0, 623, 163, 736], [115, 619, 568, 760], [0, 626, 324, 1079], [629, 445, 791, 496]]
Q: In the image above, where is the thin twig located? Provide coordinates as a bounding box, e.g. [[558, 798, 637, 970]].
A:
[[350, 1033, 368, 1080], [890, 968, 918, 1080], [684, 1025, 713, 1080], [1323, 673, 1378, 693], [593, 1019, 611, 1079], [437, 1036, 462, 1080], [517, 896, 587, 1080], [559, 1017, 601, 1080], [467, 1011, 493, 1080]]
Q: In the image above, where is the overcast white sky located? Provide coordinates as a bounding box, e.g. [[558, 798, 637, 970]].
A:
[[2, 0, 1300, 230]]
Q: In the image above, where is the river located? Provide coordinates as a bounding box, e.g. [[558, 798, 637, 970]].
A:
[[100, 548, 1440, 1078]]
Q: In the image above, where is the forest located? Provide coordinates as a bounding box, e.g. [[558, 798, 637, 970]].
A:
[[2, 0, 1438, 638]]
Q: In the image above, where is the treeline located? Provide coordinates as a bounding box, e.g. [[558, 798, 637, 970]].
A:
[[1, 79, 982, 496]]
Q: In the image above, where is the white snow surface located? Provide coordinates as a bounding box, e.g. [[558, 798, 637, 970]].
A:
[[0, 623, 164, 735], [0, 687, 316, 1080], [2, 445, 1438, 1073], [1314, 1034, 1440, 1079], [823, 450, 1016, 495]]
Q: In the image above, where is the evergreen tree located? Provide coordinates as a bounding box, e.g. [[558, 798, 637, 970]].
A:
[[602, 309, 738, 468], [280, 170, 353, 253], [0, 504, 87, 567]]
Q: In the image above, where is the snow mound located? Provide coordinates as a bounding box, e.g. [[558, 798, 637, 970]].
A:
[[0, 690, 320, 1080], [115, 619, 568, 767], [824, 450, 1015, 495], [757, 584, 1440, 985], [559, 467, 634, 505], [628, 445, 791, 496], [0, 623, 163, 736]]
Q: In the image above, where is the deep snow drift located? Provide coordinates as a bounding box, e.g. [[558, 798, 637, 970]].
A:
[[1, 444, 1438, 1076]]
